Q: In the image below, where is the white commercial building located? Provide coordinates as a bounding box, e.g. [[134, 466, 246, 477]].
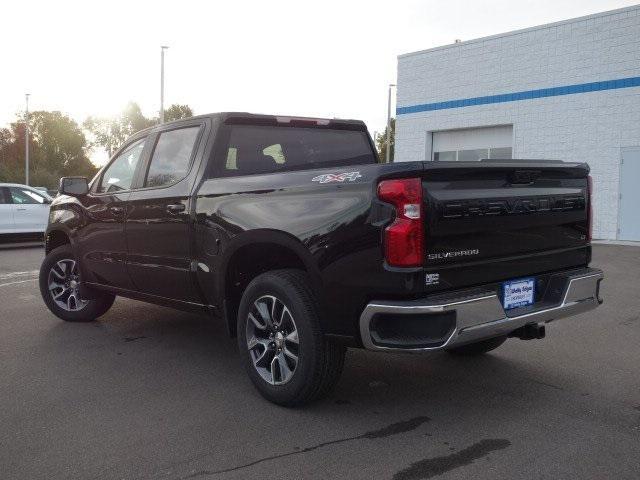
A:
[[395, 5, 640, 241]]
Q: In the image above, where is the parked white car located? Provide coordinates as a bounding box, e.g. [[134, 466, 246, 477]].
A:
[[0, 183, 53, 236]]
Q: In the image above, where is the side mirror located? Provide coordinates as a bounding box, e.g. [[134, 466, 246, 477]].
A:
[[59, 177, 89, 196]]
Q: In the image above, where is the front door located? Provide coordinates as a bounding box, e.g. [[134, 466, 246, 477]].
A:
[[78, 137, 148, 289], [619, 148, 640, 241], [8, 186, 49, 232], [125, 125, 203, 302]]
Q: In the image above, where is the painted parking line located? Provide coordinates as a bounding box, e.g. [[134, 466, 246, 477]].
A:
[[0, 278, 38, 288], [0, 270, 39, 281], [0, 271, 39, 288]]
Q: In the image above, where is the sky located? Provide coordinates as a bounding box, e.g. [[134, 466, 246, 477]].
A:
[[1, 0, 638, 165]]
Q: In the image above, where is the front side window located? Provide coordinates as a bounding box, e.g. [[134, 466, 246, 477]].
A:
[[221, 125, 376, 176], [98, 138, 146, 193], [145, 127, 200, 188], [10, 187, 46, 204]]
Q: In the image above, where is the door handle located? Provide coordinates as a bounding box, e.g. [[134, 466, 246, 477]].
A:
[[16, 207, 27, 211], [109, 206, 125, 216], [166, 204, 186, 214]]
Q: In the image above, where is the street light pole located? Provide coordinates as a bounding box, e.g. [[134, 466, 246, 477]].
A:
[[25, 93, 30, 185], [160, 46, 169, 123], [386, 84, 396, 163]]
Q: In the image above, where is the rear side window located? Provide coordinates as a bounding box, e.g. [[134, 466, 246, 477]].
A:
[[145, 127, 200, 188], [220, 125, 376, 176]]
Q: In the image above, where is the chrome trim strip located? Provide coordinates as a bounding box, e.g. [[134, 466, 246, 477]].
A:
[[359, 269, 603, 353]]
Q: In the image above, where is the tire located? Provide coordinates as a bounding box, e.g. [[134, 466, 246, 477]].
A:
[[237, 269, 345, 407], [39, 244, 115, 322], [446, 335, 507, 356]]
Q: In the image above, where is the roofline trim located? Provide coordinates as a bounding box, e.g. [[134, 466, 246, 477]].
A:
[[398, 4, 640, 60]]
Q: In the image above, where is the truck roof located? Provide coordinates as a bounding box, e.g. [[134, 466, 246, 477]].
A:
[[135, 112, 368, 136]]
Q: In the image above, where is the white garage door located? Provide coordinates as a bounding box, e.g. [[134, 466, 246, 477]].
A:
[[432, 125, 513, 161], [619, 147, 640, 241]]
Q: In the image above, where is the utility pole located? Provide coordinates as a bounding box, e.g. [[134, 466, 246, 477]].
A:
[[160, 46, 169, 123], [25, 93, 30, 185], [386, 84, 396, 163]]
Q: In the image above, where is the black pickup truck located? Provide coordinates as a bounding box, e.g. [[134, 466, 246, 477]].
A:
[[40, 112, 603, 406]]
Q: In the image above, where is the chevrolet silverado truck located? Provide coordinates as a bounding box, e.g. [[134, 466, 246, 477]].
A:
[[39, 112, 604, 406]]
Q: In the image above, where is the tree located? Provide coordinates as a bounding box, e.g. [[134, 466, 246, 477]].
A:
[[163, 104, 193, 122], [84, 102, 155, 157], [375, 118, 395, 162], [84, 102, 194, 157], [0, 111, 97, 188]]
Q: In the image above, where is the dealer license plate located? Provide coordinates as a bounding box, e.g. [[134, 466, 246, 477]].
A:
[[502, 278, 535, 310]]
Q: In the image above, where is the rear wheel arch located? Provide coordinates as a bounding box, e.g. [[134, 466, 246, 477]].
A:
[[220, 231, 322, 337]]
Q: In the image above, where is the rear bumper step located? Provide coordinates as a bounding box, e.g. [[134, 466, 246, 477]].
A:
[[359, 268, 603, 352]]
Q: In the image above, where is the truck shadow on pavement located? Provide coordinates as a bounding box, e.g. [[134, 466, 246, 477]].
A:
[[43, 296, 573, 410], [37, 297, 595, 479]]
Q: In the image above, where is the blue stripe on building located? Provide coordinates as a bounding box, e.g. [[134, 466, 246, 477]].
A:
[[396, 76, 640, 115]]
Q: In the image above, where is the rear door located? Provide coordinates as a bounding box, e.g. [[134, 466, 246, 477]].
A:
[[8, 186, 50, 232], [0, 187, 14, 233], [125, 122, 205, 302]]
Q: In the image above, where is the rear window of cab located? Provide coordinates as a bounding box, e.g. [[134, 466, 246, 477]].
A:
[[220, 125, 377, 176]]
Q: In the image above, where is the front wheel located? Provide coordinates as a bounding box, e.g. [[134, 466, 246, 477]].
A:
[[237, 269, 345, 407], [39, 244, 115, 322]]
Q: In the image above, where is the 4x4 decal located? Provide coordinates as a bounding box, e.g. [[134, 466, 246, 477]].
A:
[[312, 172, 362, 184]]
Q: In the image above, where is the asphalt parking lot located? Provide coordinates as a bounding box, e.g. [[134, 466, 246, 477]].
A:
[[1, 244, 639, 480]]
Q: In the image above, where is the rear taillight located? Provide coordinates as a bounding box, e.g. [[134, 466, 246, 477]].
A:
[[377, 178, 424, 267], [587, 175, 593, 242]]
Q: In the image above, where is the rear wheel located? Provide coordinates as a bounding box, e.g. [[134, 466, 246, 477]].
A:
[[237, 269, 345, 406], [446, 335, 507, 356], [39, 244, 115, 322]]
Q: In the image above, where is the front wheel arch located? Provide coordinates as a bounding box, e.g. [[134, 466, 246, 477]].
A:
[[45, 229, 71, 254]]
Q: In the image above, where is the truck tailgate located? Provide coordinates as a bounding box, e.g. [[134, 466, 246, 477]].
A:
[[421, 161, 590, 285]]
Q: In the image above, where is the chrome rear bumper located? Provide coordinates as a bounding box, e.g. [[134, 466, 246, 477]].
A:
[[359, 268, 603, 352]]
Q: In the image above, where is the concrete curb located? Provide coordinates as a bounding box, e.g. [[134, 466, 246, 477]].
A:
[[592, 240, 640, 247]]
